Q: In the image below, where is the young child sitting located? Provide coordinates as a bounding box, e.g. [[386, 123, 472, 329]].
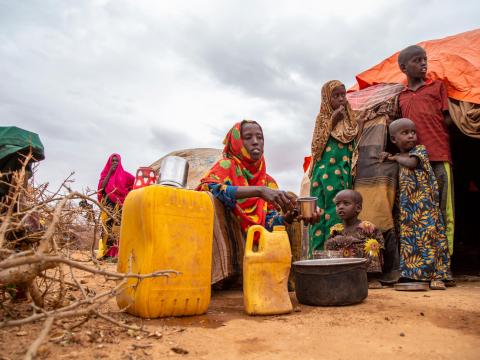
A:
[[325, 189, 384, 289], [380, 118, 451, 290], [398, 45, 454, 262]]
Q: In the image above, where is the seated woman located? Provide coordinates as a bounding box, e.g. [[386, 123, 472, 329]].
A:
[[197, 120, 318, 284], [97, 153, 134, 260], [325, 189, 384, 289], [197, 120, 302, 231]]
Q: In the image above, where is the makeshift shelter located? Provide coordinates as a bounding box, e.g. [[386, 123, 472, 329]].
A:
[[351, 28, 480, 139], [349, 29, 480, 273], [352, 29, 480, 102], [0, 126, 45, 201]]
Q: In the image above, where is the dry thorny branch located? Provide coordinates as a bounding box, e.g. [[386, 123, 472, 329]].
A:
[[0, 154, 178, 359]]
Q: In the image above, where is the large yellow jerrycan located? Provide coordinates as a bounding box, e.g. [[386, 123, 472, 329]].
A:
[[243, 225, 293, 315], [116, 185, 214, 318]]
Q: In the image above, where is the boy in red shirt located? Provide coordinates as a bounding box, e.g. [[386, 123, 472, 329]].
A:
[[397, 45, 455, 266]]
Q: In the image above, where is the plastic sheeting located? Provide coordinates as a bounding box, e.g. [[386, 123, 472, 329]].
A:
[[0, 126, 44, 163], [347, 83, 404, 112]]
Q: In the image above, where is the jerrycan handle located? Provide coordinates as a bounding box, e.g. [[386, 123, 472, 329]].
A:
[[245, 225, 265, 256]]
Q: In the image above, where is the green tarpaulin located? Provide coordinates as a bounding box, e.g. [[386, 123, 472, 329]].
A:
[[0, 126, 44, 163], [0, 126, 45, 197]]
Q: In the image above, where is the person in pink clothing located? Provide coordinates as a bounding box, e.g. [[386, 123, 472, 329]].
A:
[[97, 153, 134, 259], [98, 153, 135, 205]]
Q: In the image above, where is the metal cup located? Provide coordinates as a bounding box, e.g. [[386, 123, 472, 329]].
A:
[[296, 196, 317, 218], [158, 156, 189, 188]]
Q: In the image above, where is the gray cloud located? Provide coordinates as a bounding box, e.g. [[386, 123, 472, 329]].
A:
[[1, 0, 478, 193], [149, 126, 197, 153]]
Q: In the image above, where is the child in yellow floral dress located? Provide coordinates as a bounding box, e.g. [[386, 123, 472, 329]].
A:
[[325, 189, 384, 288]]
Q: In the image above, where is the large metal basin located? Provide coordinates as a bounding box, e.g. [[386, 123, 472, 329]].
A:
[[293, 258, 368, 306]]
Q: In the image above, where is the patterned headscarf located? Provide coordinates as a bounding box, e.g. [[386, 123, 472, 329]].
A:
[[97, 153, 135, 205], [310, 80, 358, 177], [197, 121, 278, 232]]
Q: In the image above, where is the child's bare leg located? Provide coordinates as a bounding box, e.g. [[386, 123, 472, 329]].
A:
[[380, 229, 401, 284]]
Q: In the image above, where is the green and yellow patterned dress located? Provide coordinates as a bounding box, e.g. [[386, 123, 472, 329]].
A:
[[309, 137, 354, 251]]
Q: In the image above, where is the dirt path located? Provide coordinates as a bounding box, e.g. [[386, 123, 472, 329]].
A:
[[1, 268, 479, 360]]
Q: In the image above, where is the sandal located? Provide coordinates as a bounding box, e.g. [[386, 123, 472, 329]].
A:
[[430, 280, 446, 290], [368, 280, 383, 289]]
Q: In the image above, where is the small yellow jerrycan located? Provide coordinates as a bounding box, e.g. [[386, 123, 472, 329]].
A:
[[243, 225, 293, 315], [116, 185, 214, 318]]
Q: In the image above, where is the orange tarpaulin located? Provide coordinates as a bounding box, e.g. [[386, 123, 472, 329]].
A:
[[352, 28, 480, 104]]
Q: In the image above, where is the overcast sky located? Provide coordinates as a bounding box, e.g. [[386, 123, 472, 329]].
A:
[[1, 0, 478, 193]]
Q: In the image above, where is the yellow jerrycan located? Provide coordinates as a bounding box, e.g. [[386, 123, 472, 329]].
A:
[[243, 225, 293, 315], [116, 185, 214, 318]]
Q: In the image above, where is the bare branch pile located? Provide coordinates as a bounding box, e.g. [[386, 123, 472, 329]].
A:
[[0, 154, 177, 359]]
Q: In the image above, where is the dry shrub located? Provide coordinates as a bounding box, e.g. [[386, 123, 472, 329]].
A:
[[0, 153, 177, 359]]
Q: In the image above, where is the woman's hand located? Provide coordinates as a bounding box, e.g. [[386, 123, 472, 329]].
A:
[[283, 208, 299, 224], [109, 162, 118, 173], [301, 206, 322, 225], [332, 105, 345, 127], [100, 162, 118, 193], [260, 188, 296, 214]]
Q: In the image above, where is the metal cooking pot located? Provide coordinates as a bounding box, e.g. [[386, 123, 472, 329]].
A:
[[293, 258, 368, 306], [158, 156, 189, 188]]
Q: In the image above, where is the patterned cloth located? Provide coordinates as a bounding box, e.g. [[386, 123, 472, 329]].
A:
[[205, 183, 284, 232], [97, 203, 121, 259], [325, 221, 384, 274], [310, 80, 358, 177], [350, 93, 400, 232], [397, 145, 451, 281], [208, 194, 245, 284], [197, 121, 280, 233], [309, 137, 354, 250]]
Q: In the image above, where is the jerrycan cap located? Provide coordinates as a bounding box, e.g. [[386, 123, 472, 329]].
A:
[[273, 225, 286, 232]]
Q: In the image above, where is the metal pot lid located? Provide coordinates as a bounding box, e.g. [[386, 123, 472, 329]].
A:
[[394, 282, 429, 291], [293, 258, 367, 267]]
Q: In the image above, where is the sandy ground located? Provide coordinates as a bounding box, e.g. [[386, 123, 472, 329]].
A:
[[1, 261, 479, 360]]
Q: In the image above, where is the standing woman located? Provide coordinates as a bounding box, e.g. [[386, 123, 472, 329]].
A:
[[309, 80, 358, 252], [97, 153, 134, 259]]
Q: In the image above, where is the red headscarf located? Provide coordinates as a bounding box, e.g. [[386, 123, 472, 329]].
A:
[[97, 153, 134, 205], [197, 121, 278, 232]]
